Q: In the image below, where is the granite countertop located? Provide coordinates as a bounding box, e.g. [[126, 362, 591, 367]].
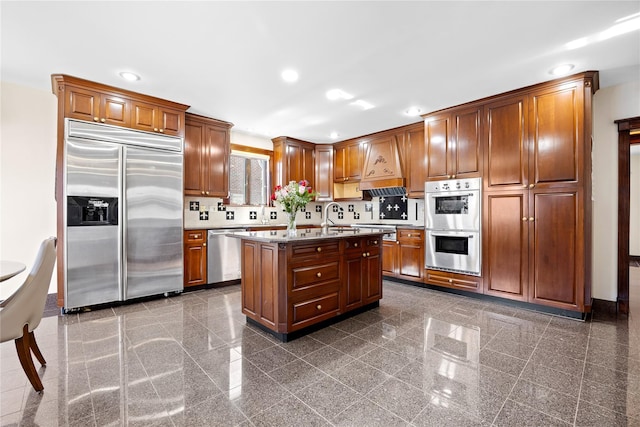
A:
[[226, 227, 386, 243], [185, 223, 423, 231]]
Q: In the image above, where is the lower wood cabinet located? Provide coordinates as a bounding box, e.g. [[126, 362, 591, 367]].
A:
[[383, 229, 424, 281], [240, 235, 383, 338], [424, 269, 482, 293], [184, 230, 207, 287]]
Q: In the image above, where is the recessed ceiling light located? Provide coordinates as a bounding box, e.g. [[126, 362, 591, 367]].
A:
[[119, 71, 140, 81], [326, 89, 354, 101], [350, 99, 375, 110], [330, 132, 340, 139], [281, 69, 299, 83], [405, 107, 422, 116], [549, 64, 575, 76]]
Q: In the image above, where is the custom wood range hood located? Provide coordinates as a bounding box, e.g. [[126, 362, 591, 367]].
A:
[[359, 135, 406, 196]]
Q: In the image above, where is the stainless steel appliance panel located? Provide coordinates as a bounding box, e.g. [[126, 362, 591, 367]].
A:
[[65, 138, 120, 197], [124, 146, 184, 299], [425, 230, 481, 276], [67, 118, 182, 152], [66, 225, 120, 308], [425, 177, 481, 231], [207, 229, 246, 283]]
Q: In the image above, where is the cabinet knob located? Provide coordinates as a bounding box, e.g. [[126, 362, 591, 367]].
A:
[[345, 177, 349, 181], [522, 217, 527, 221], [201, 191, 205, 195], [93, 117, 99, 122], [316, 272, 322, 278], [100, 118, 106, 123], [407, 233, 412, 237], [447, 175, 452, 179], [366, 252, 370, 256], [396, 241, 399, 245], [529, 217, 535, 221], [451, 174, 456, 179], [316, 304, 322, 310], [362, 253, 367, 257], [449, 278, 453, 283], [354, 243, 359, 247], [523, 185, 528, 189], [203, 242, 207, 247], [316, 247, 322, 252], [159, 129, 164, 133], [154, 128, 159, 132], [529, 183, 535, 189], [373, 240, 378, 245], [205, 191, 210, 195]]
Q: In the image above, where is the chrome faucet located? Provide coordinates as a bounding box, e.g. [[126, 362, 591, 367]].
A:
[[321, 202, 343, 233]]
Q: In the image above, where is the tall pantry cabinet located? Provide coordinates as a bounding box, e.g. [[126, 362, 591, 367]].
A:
[[482, 71, 598, 313]]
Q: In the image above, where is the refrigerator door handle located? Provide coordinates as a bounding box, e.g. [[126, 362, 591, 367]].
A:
[[119, 146, 125, 301]]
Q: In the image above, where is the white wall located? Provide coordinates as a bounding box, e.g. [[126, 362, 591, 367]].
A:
[[0, 81, 58, 299], [592, 79, 640, 301], [631, 146, 640, 257], [1, 77, 638, 302]]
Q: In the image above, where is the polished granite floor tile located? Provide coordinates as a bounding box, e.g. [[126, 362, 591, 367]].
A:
[[3, 276, 640, 426]]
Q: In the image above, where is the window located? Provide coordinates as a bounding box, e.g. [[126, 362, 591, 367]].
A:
[[228, 149, 270, 205]]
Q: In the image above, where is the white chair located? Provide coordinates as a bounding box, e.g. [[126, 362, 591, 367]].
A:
[[0, 237, 57, 392]]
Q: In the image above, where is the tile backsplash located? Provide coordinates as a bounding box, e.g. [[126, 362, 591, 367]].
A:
[[184, 196, 424, 229]]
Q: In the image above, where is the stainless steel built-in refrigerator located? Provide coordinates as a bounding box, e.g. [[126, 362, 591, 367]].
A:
[[64, 119, 183, 310]]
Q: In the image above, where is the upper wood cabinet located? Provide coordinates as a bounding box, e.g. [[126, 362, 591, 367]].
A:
[[403, 123, 426, 197], [272, 137, 315, 189], [485, 75, 594, 191], [314, 145, 333, 201], [184, 113, 233, 198], [52, 74, 189, 137], [424, 105, 482, 181], [334, 141, 363, 182]]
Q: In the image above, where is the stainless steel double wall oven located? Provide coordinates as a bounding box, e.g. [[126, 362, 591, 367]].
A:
[[425, 177, 481, 276]]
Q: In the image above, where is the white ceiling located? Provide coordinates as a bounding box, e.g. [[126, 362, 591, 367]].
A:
[[2, 1, 639, 143]]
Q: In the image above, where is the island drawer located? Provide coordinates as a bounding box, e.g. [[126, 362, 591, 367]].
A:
[[291, 260, 340, 290], [290, 241, 340, 258], [290, 291, 340, 329]]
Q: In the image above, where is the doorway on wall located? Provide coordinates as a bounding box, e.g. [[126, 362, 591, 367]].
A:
[[615, 116, 640, 315]]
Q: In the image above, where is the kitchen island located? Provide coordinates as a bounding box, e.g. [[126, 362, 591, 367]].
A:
[[228, 228, 386, 341]]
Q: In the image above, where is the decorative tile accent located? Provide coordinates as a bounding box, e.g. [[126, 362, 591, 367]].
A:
[[189, 201, 200, 211], [305, 212, 311, 219], [338, 211, 344, 219], [315, 205, 322, 212], [199, 211, 209, 220], [332, 205, 340, 212], [249, 211, 257, 220], [226, 211, 235, 220], [348, 204, 354, 212], [270, 211, 278, 220], [354, 212, 360, 220], [217, 202, 226, 211], [301, 206, 306, 212], [379, 195, 408, 220]]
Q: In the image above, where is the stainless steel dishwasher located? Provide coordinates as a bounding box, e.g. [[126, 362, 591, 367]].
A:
[[207, 228, 247, 284]]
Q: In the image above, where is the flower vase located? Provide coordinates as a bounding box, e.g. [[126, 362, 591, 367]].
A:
[[286, 210, 297, 237]]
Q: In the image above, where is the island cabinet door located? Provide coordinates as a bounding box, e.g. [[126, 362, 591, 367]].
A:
[[343, 255, 364, 311], [241, 240, 281, 330]]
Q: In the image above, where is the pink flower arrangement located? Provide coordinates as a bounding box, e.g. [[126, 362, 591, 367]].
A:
[[271, 180, 316, 214]]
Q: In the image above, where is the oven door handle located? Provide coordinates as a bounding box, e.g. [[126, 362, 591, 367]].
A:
[[429, 233, 475, 238]]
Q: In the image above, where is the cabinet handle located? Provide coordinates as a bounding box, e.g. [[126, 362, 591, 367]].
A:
[[354, 243, 359, 247], [522, 217, 527, 221], [203, 242, 207, 247], [100, 118, 106, 123], [159, 129, 164, 133], [316, 304, 322, 310], [529, 217, 534, 221], [316, 247, 322, 252], [316, 272, 322, 278], [529, 183, 535, 189]]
